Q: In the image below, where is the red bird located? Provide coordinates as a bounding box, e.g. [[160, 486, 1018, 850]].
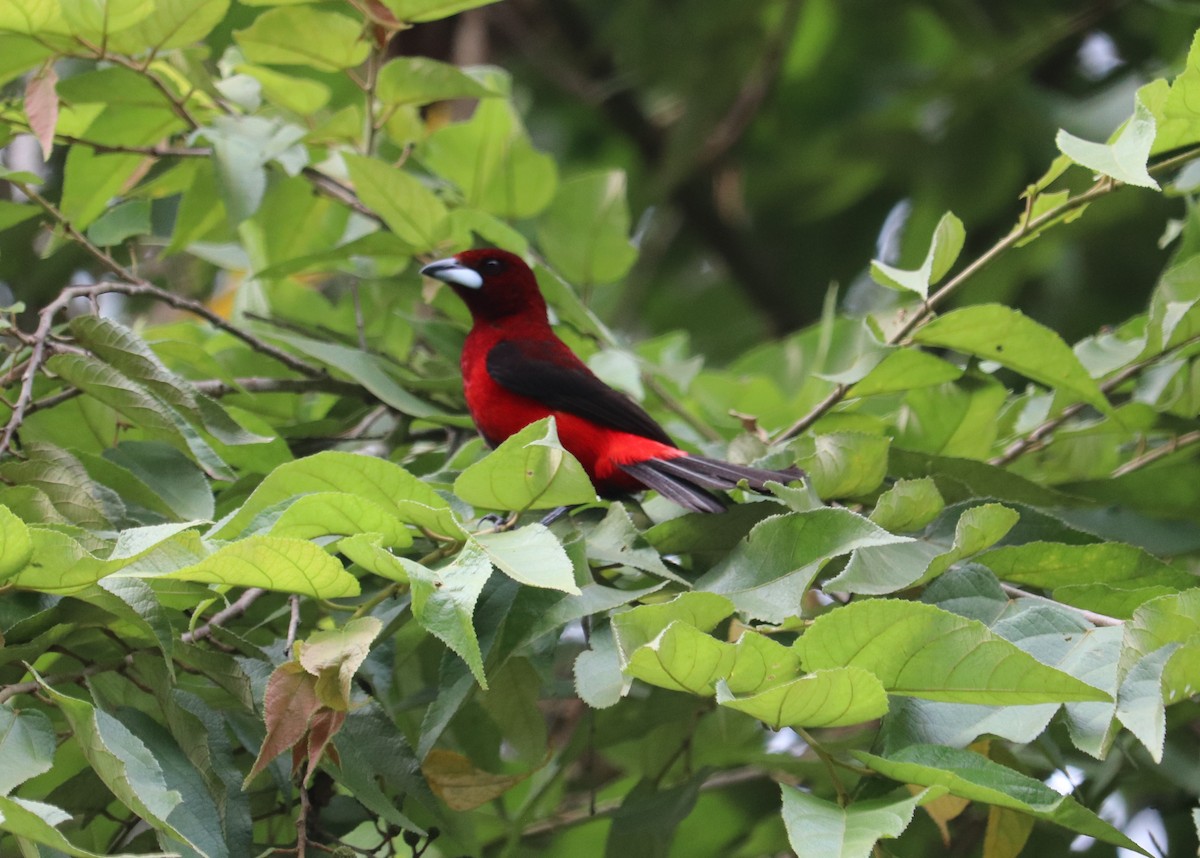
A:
[[421, 249, 802, 513]]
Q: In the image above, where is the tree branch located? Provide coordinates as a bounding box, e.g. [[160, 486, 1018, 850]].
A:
[[182, 587, 268, 644], [771, 146, 1200, 444], [1111, 428, 1200, 477], [998, 582, 1123, 627], [992, 330, 1200, 466]]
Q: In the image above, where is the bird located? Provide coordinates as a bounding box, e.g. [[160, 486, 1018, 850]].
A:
[[420, 248, 803, 513]]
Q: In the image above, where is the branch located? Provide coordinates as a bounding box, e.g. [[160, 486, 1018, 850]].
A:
[[992, 329, 1200, 466], [301, 167, 384, 223], [0, 656, 133, 705], [1111, 428, 1200, 477], [105, 53, 201, 129], [772, 146, 1200, 444], [999, 582, 1123, 627], [182, 587, 267, 644], [0, 178, 339, 453]]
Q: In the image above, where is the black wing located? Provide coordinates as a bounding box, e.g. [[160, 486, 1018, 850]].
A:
[[486, 339, 675, 446]]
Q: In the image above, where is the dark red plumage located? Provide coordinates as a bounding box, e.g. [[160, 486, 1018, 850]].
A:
[[421, 248, 802, 513]]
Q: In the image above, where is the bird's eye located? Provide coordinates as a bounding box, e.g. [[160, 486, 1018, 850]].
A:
[[480, 258, 505, 275]]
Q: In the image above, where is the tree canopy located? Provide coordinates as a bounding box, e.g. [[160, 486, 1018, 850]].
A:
[[0, 1, 1199, 857]]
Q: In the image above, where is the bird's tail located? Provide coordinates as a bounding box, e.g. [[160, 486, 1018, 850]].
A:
[[620, 455, 804, 514]]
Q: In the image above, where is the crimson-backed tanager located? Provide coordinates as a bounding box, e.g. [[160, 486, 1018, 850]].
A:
[[421, 249, 802, 513]]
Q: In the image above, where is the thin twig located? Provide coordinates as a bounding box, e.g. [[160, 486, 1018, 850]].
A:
[[0, 656, 133, 705], [1111, 428, 1200, 477], [301, 167, 384, 223], [182, 587, 268, 644], [16, 181, 327, 374], [285, 595, 302, 656], [519, 766, 768, 838], [998, 582, 1123, 626], [992, 330, 1200, 466], [22, 376, 370, 423], [772, 147, 1200, 444], [105, 54, 201, 129]]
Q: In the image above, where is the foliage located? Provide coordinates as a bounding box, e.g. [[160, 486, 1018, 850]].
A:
[[0, 2, 1198, 857]]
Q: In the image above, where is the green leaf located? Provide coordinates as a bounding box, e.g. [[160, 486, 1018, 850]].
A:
[[1146, 33, 1200, 154], [403, 540, 493, 687], [799, 599, 1111, 704], [199, 115, 308, 223], [323, 704, 428, 833], [214, 450, 464, 540], [626, 624, 800, 696], [913, 305, 1110, 412], [297, 617, 382, 710], [103, 441, 214, 522], [978, 542, 1196, 619], [59, 148, 144, 231], [0, 200, 40, 232], [420, 95, 557, 219], [110, 708, 233, 858], [343, 154, 449, 253], [144, 535, 360, 598], [0, 36, 54, 87], [268, 492, 413, 549], [473, 524, 579, 594], [536, 170, 639, 285], [853, 746, 1151, 855], [71, 315, 268, 447], [781, 786, 926, 858], [234, 6, 369, 71], [870, 477, 944, 532], [870, 211, 965, 298], [86, 199, 151, 246], [107, 0, 230, 52], [45, 353, 232, 479], [585, 502, 681, 582], [574, 622, 627, 708], [60, 0, 154, 38], [381, 0, 502, 23], [1115, 590, 1200, 759], [0, 505, 33, 583], [454, 417, 597, 511], [829, 503, 1019, 595], [0, 706, 56, 795], [376, 56, 496, 106], [612, 591, 736, 658], [262, 331, 447, 419], [901, 568, 1125, 757], [0, 795, 174, 858], [717, 666, 890, 729], [236, 64, 331, 115], [695, 510, 909, 622], [603, 775, 704, 858], [846, 349, 963, 397], [8, 527, 107, 593], [790, 431, 890, 498], [0, 442, 116, 529], [37, 680, 205, 853], [1056, 93, 1159, 190], [888, 448, 1081, 508]]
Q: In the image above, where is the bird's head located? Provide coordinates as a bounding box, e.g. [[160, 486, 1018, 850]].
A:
[[420, 248, 546, 322]]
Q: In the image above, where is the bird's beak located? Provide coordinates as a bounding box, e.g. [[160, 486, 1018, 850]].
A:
[[420, 258, 484, 289]]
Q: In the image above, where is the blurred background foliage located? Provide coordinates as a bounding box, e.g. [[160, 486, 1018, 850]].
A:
[[7, 0, 1200, 361], [485, 0, 1200, 358]]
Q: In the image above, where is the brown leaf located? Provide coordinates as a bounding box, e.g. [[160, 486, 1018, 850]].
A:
[[24, 64, 58, 160], [422, 749, 538, 812], [303, 708, 347, 784], [245, 662, 321, 786]]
